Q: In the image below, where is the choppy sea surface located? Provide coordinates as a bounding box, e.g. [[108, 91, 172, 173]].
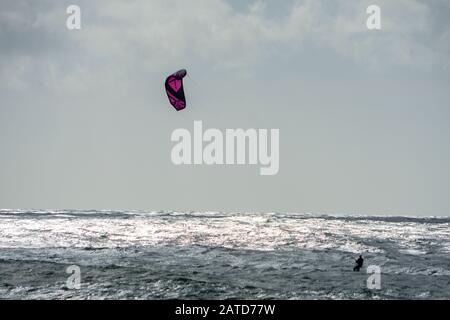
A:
[[0, 209, 449, 300]]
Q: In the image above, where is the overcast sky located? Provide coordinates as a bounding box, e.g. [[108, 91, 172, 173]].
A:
[[1, 0, 449, 215]]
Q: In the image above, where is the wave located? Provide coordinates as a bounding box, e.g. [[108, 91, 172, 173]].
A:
[[1, 209, 449, 224]]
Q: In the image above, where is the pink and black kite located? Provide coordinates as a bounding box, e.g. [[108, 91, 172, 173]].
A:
[[165, 69, 187, 111]]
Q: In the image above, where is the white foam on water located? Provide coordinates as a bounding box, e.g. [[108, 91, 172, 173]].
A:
[[0, 210, 449, 299]]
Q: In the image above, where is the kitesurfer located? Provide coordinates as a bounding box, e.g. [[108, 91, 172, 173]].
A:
[[353, 255, 364, 271]]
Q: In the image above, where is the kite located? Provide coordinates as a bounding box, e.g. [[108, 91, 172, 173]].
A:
[[165, 69, 187, 111]]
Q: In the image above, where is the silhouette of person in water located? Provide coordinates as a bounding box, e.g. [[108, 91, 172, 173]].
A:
[[353, 255, 364, 271]]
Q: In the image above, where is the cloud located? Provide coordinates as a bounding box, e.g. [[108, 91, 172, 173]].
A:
[[1, 0, 449, 92]]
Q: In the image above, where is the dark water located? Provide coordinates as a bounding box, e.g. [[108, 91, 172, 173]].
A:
[[0, 210, 449, 299]]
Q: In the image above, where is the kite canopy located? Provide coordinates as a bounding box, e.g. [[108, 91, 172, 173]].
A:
[[165, 69, 187, 111]]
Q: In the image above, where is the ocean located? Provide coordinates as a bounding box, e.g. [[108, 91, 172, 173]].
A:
[[0, 210, 449, 299]]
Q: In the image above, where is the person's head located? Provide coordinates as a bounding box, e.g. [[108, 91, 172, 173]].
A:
[[359, 255, 362, 258]]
